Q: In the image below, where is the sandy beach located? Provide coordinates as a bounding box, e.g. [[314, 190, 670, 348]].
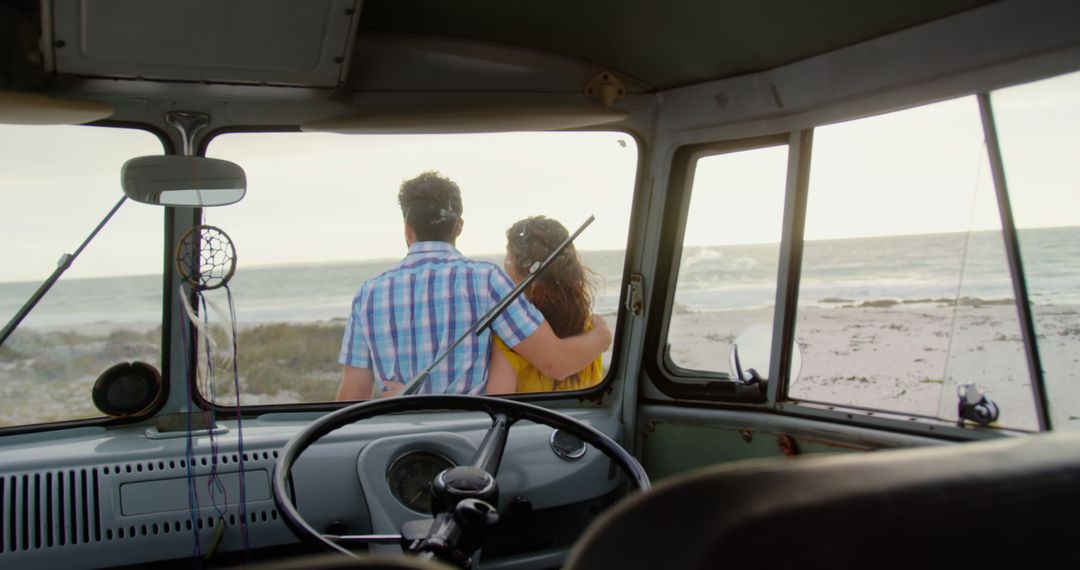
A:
[[668, 302, 1080, 431], [2, 303, 1077, 430]]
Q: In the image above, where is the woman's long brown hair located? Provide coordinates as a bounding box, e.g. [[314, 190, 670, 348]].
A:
[[505, 216, 596, 338]]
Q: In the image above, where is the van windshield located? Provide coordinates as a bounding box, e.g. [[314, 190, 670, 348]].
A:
[[201, 131, 638, 405], [0, 124, 165, 427]]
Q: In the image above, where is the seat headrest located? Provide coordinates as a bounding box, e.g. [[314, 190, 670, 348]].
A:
[[568, 431, 1080, 569]]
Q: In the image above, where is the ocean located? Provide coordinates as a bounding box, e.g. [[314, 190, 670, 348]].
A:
[[1, 226, 1078, 329], [673, 226, 1079, 312]]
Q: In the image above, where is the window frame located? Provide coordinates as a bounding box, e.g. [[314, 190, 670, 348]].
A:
[[644, 134, 791, 404], [0, 120, 174, 436], [777, 94, 1051, 434], [975, 92, 1050, 429], [648, 80, 1064, 436], [189, 126, 645, 413]]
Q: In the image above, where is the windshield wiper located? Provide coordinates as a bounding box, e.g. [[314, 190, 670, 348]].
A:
[[400, 215, 595, 396], [0, 196, 128, 347]]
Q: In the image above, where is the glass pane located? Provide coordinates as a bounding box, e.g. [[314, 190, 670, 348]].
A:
[[992, 70, 1080, 430], [204, 131, 636, 405], [0, 125, 164, 427], [790, 97, 1037, 429], [667, 145, 788, 377]]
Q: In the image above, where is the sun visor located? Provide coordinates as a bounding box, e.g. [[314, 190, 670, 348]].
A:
[[302, 103, 628, 134], [0, 90, 114, 125], [46, 0, 361, 87]]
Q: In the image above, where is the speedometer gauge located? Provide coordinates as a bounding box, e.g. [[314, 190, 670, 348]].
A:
[[387, 451, 455, 514]]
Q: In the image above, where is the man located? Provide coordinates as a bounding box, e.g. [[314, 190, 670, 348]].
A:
[[337, 171, 611, 399]]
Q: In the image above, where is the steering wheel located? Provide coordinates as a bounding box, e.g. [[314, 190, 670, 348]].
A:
[[272, 395, 650, 567]]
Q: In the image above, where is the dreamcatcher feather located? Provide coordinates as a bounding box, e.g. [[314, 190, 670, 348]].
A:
[[176, 225, 250, 557]]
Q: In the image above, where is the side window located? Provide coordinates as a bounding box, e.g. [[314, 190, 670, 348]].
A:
[[789, 96, 1037, 429], [666, 143, 789, 377], [991, 70, 1080, 430], [0, 125, 165, 427], [205, 131, 637, 405]]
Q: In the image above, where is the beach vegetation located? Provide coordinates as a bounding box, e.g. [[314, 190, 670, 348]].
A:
[[0, 327, 160, 382], [0, 344, 20, 360], [704, 332, 735, 343], [858, 300, 899, 308], [834, 297, 1017, 309], [203, 322, 346, 403], [671, 302, 694, 315]]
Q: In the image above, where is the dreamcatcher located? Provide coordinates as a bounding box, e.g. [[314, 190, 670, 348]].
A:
[[176, 225, 250, 558], [176, 225, 237, 291]]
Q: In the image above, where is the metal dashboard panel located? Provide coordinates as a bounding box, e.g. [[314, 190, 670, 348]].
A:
[[353, 422, 617, 540], [0, 407, 624, 568], [119, 470, 271, 515], [0, 439, 295, 569]]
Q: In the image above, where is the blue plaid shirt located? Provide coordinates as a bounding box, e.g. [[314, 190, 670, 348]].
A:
[[339, 241, 544, 394]]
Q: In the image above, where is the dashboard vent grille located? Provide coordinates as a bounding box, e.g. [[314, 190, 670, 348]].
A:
[[94, 451, 281, 543], [1, 468, 101, 553], [1, 449, 289, 565], [100, 507, 279, 542], [98, 449, 278, 476]]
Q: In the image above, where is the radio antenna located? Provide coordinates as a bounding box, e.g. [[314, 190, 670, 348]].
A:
[[400, 215, 595, 396]]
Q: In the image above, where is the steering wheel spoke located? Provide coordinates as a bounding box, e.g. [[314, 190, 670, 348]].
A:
[[468, 413, 510, 474]]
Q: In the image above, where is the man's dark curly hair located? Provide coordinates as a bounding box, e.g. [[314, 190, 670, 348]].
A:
[[398, 171, 464, 243]]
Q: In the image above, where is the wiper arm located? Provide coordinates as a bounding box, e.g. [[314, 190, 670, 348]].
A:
[[400, 215, 595, 396], [0, 196, 128, 347]]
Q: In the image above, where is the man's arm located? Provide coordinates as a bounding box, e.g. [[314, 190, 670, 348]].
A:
[[337, 365, 374, 400], [511, 314, 611, 380]]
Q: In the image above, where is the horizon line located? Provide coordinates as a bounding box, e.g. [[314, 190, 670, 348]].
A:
[[2, 224, 1077, 286]]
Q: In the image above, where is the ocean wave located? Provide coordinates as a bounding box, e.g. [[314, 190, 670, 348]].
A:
[[3, 227, 1077, 325], [681, 248, 725, 269], [823, 296, 1017, 309]]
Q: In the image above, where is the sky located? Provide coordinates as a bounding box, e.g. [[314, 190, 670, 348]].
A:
[[684, 71, 1080, 248], [203, 131, 638, 269], [1, 71, 1077, 284]]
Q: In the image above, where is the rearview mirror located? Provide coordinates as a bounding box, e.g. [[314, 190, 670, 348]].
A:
[[121, 156, 246, 207]]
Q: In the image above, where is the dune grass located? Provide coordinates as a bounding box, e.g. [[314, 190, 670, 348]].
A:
[[0, 322, 346, 425], [203, 322, 346, 403], [0, 326, 163, 426], [1, 326, 162, 381]]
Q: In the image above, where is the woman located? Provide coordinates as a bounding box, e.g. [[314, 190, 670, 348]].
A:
[[488, 216, 605, 393]]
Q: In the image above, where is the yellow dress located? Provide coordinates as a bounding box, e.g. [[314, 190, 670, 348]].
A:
[[492, 321, 604, 393]]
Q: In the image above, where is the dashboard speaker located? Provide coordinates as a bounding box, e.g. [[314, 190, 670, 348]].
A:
[[92, 361, 164, 417]]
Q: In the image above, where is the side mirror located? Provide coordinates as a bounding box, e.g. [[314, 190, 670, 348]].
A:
[[121, 155, 246, 207], [729, 324, 802, 384]]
